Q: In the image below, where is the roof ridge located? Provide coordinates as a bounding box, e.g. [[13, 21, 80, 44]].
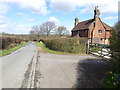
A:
[[78, 18, 94, 23]]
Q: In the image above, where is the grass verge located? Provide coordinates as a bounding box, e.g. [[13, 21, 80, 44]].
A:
[[36, 41, 72, 55], [0, 41, 30, 56]]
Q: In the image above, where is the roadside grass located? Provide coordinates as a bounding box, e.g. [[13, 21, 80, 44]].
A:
[[0, 41, 30, 56], [36, 41, 72, 55]]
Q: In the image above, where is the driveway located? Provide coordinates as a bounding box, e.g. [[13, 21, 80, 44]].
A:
[[29, 47, 110, 88]]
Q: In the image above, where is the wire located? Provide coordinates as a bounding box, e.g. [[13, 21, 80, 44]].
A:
[[89, 0, 95, 8]]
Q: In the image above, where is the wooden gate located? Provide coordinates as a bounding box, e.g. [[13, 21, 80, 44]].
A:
[[86, 41, 111, 59]]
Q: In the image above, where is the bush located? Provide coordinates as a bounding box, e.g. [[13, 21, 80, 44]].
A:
[[101, 22, 120, 88], [42, 37, 87, 54], [0, 35, 23, 50]]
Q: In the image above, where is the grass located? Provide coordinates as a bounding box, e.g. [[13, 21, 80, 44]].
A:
[[0, 41, 30, 56], [36, 41, 72, 55]]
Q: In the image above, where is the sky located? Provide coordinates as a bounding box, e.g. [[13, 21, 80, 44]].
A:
[[0, 0, 119, 34]]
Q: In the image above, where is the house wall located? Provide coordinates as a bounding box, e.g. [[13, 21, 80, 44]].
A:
[[93, 18, 106, 38], [89, 18, 110, 44], [71, 31, 77, 37], [106, 30, 111, 38], [79, 30, 88, 37], [71, 30, 88, 37]]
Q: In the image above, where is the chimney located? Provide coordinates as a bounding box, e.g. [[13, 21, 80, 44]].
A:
[[74, 17, 79, 26], [94, 6, 100, 19]]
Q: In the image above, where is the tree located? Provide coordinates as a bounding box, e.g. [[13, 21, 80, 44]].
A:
[[110, 22, 120, 73], [56, 26, 70, 35], [109, 22, 120, 87], [40, 22, 56, 36], [29, 25, 45, 37]]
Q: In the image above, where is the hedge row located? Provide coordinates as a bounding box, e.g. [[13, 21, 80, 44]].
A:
[[42, 37, 87, 53], [0, 36, 28, 50]]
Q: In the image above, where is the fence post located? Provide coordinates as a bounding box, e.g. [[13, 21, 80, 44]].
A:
[[101, 45, 103, 58], [86, 40, 90, 54]]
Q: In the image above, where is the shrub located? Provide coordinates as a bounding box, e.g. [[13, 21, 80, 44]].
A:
[[0, 35, 23, 50], [101, 22, 120, 88], [42, 37, 87, 54]]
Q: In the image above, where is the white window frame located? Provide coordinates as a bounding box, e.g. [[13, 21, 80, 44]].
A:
[[98, 30, 102, 34]]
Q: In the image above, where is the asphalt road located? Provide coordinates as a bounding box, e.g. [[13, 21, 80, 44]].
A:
[[2, 42, 36, 88], [1, 42, 110, 88]]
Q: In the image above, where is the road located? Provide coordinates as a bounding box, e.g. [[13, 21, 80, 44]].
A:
[[1, 42, 110, 88], [2, 42, 36, 88]]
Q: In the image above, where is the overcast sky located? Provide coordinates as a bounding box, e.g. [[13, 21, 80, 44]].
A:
[[0, 0, 119, 34]]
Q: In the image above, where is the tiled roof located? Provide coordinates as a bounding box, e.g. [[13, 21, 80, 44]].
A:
[[72, 18, 112, 31], [102, 22, 112, 30], [72, 19, 94, 31]]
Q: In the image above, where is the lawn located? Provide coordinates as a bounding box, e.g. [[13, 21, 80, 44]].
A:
[[0, 41, 30, 56]]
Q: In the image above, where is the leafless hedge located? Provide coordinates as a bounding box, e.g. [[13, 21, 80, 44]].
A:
[[0, 35, 28, 50]]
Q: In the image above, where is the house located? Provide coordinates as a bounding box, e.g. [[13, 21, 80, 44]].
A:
[[71, 6, 112, 45]]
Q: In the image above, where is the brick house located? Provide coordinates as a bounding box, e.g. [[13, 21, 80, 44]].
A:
[[71, 6, 112, 44]]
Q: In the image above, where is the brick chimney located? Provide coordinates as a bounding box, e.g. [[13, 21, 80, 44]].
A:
[[93, 6, 100, 38], [94, 6, 100, 19], [74, 17, 79, 26]]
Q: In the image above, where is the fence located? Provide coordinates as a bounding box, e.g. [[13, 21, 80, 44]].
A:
[[86, 41, 111, 59]]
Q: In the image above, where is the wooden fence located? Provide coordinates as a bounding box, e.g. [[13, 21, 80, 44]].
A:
[[86, 41, 111, 59]]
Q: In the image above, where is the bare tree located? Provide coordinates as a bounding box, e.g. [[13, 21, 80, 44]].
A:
[[40, 22, 56, 36], [29, 25, 45, 37], [29, 25, 39, 34], [56, 26, 69, 35]]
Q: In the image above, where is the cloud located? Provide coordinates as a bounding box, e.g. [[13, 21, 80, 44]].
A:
[[50, 0, 119, 14], [0, 0, 49, 15], [50, 1, 76, 13], [103, 16, 118, 20], [48, 17, 60, 25], [27, 18, 34, 22], [0, 16, 31, 34], [0, 3, 9, 15], [16, 12, 25, 15]]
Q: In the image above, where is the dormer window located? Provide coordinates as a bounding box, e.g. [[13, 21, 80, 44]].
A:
[[98, 30, 102, 34]]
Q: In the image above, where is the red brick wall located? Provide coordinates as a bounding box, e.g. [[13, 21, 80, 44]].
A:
[[92, 18, 106, 38], [106, 30, 111, 38], [71, 30, 88, 37]]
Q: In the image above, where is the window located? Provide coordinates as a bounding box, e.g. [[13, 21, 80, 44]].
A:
[[78, 31, 80, 34], [84, 30, 88, 32], [106, 30, 110, 32], [98, 30, 102, 34]]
